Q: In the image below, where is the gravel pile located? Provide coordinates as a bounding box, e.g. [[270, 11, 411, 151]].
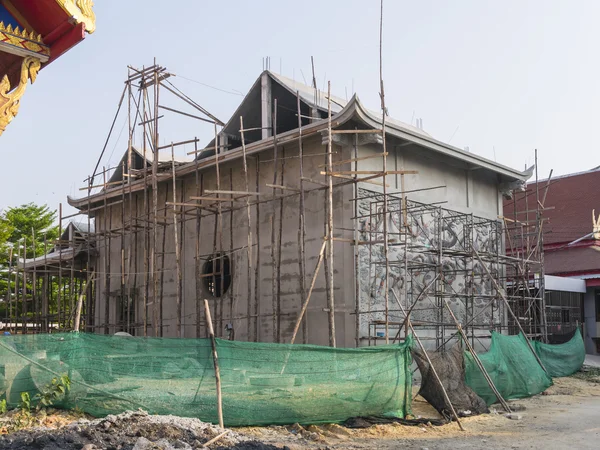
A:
[[0, 410, 286, 450]]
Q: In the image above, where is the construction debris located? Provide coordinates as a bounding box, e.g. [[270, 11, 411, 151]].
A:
[[0, 411, 279, 450]]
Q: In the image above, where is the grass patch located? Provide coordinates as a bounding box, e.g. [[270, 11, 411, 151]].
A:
[[570, 366, 600, 383]]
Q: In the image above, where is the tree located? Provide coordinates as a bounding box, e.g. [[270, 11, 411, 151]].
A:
[[0, 204, 59, 318], [0, 203, 59, 259]]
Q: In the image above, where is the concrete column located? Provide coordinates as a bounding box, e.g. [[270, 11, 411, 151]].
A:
[[261, 72, 272, 140]]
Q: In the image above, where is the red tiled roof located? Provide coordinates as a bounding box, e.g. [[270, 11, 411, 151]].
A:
[[503, 169, 600, 246], [544, 245, 600, 275]]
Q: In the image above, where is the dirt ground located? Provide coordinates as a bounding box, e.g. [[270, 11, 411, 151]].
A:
[[1, 368, 599, 449], [240, 368, 600, 449]]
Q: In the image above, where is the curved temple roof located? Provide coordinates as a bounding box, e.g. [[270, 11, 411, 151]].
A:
[[68, 69, 531, 209]]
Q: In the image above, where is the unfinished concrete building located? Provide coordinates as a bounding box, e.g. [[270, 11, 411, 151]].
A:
[[64, 65, 539, 349]]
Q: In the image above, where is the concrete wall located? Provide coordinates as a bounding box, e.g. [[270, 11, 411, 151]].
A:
[[92, 134, 505, 348], [94, 135, 356, 346]]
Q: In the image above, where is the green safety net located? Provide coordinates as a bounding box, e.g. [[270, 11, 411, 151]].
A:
[[464, 332, 553, 406], [0, 333, 413, 426], [533, 328, 585, 378]]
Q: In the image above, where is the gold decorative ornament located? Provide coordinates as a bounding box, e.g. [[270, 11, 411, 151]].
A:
[[0, 56, 41, 136], [0, 22, 49, 61], [55, 0, 96, 34]]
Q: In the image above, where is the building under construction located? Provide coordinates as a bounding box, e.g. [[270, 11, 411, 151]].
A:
[[11, 64, 559, 350]]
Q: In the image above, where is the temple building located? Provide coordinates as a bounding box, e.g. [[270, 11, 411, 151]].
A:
[[0, 0, 95, 136]]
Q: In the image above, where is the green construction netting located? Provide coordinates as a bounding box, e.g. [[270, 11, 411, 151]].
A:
[[0, 333, 413, 426], [464, 332, 553, 406], [533, 328, 585, 378]]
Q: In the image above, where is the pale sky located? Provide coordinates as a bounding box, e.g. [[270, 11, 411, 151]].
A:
[[1, 0, 598, 216]]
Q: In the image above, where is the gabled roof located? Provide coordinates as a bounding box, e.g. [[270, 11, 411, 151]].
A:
[[108, 146, 192, 184], [214, 70, 530, 181], [19, 221, 94, 271], [69, 70, 531, 209], [268, 71, 431, 139]]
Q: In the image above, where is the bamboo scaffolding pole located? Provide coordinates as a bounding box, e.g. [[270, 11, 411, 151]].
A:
[[473, 248, 548, 373], [270, 99, 279, 342], [330, 129, 383, 135], [74, 271, 95, 332], [31, 228, 38, 332], [57, 203, 62, 331], [317, 152, 388, 168], [21, 239, 26, 334], [119, 163, 126, 332], [158, 184, 169, 331], [320, 170, 417, 176], [440, 295, 512, 412], [126, 83, 134, 334], [102, 169, 110, 334], [254, 155, 261, 341], [290, 239, 328, 345], [142, 73, 149, 337], [353, 130, 361, 347], [43, 233, 48, 332], [228, 169, 234, 338], [6, 246, 13, 333], [296, 92, 308, 344], [194, 140, 203, 338], [214, 124, 224, 336], [204, 299, 224, 428], [152, 65, 160, 336], [276, 148, 285, 342], [239, 117, 254, 342], [172, 143, 183, 337], [325, 81, 336, 347]]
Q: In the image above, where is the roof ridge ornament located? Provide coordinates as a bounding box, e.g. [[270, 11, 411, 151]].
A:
[[592, 209, 600, 240], [55, 0, 96, 34]]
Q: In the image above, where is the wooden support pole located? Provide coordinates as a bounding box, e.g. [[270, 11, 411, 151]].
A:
[[119, 163, 126, 332], [142, 78, 150, 337], [442, 298, 512, 412], [172, 144, 183, 337], [215, 124, 224, 336], [317, 152, 388, 168], [204, 299, 224, 428], [321, 170, 418, 176], [254, 155, 261, 342], [57, 203, 62, 331], [152, 66, 160, 337], [290, 239, 328, 345], [325, 81, 336, 347], [194, 140, 203, 338], [391, 289, 464, 431], [159, 183, 169, 336], [473, 248, 548, 374], [31, 228, 38, 332], [330, 129, 383, 134], [43, 233, 48, 332], [74, 271, 96, 332], [240, 117, 254, 342], [21, 239, 26, 334], [296, 92, 308, 344], [276, 148, 285, 342], [270, 99, 279, 342], [6, 246, 13, 333], [228, 169, 234, 339], [353, 131, 361, 347]]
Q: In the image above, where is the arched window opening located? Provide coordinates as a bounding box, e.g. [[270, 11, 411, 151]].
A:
[[202, 253, 231, 298]]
